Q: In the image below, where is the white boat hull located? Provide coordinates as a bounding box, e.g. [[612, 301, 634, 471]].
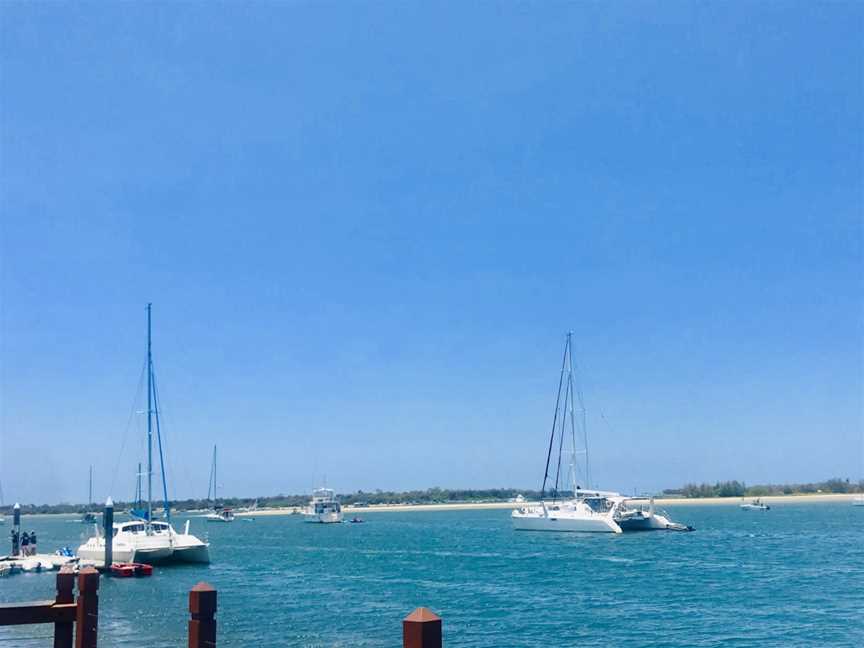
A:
[[512, 513, 621, 533], [304, 511, 343, 524], [512, 505, 622, 533]]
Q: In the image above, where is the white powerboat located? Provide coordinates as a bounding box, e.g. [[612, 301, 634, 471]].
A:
[[512, 333, 692, 534], [740, 498, 770, 511], [304, 488, 343, 523], [851, 495, 864, 507]]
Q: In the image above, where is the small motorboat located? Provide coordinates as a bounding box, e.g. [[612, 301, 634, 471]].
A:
[[740, 498, 770, 511], [110, 562, 153, 578], [349, 517, 364, 524]]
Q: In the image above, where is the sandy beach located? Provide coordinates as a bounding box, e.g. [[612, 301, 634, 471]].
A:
[[234, 492, 859, 517]]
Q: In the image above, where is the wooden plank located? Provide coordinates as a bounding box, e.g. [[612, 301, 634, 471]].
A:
[[0, 601, 76, 626]]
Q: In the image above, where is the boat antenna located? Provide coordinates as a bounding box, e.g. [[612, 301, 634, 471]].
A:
[[146, 302, 153, 524], [540, 334, 569, 500]]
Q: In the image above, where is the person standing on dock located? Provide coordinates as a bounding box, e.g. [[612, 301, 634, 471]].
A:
[[20, 531, 29, 556], [29, 531, 37, 555], [10, 529, 19, 556]]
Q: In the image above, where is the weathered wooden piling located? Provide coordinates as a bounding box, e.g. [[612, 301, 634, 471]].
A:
[[54, 566, 75, 648], [75, 567, 99, 648], [103, 497, 114, 568], [188, 582, 217, 648], [402, 607, 442, 648]]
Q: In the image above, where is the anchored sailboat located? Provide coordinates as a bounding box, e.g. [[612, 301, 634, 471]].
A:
[[512, 333, 691, 533], [78, 304, 210, 564], [205, 445, 234, 522]]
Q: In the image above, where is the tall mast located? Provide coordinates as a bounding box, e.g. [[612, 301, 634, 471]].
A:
[[88, 465, 93, 508], [566, 332, 578, 494], [147, 303, 153, 523], [566, 331, 590, 491], [213, 445, 217, 505]]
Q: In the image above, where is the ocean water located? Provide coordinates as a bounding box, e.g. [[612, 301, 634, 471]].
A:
[[1, 503, 862, 647]]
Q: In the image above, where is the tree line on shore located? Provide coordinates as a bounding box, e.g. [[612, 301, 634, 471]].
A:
[[3, 478, 862, 515], [662, 477, 864, 499]]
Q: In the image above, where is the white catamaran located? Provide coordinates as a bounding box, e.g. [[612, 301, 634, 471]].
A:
[[512, 332, 691, 534], [205, 445, 234, 523], [78, 304, 210, 564]]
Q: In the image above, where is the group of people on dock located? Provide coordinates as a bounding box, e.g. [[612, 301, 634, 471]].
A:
[[10, 529, 37, 556]]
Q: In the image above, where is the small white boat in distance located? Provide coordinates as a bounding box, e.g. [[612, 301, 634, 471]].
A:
[[304, 488, 343, 523], [852, 495, 864, 507], [204, 445, 234, 523], [740, 498, 770, 511], [205, 508, 235, 523]]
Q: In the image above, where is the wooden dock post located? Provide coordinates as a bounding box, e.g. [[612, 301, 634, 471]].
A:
[[188, 582, 217, 648], [403, 607, 442, 648], [75, 567, 99, 648], [53, 566, 75, 648]]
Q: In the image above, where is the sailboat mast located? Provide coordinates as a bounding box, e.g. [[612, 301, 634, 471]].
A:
[[88, 465, 92, 508], [565, 331, 590, 491], [566, 332, 579, 494], [146, 303, 153, 523], [213, 445, 217, 505]]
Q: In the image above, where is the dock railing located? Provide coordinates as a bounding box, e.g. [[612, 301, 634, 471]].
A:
[[2, 571, 444, 647], [0, 565, 98, 648]]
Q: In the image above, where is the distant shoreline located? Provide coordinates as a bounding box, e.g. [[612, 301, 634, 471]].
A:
[[235, 492, 858, 516], [11, 492, 859, 518]]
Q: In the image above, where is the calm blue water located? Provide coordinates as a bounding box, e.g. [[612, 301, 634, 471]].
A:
[[1, 504, 862, 647]]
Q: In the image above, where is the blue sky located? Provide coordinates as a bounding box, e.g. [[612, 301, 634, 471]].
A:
[[1, 2, 861, 505]]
